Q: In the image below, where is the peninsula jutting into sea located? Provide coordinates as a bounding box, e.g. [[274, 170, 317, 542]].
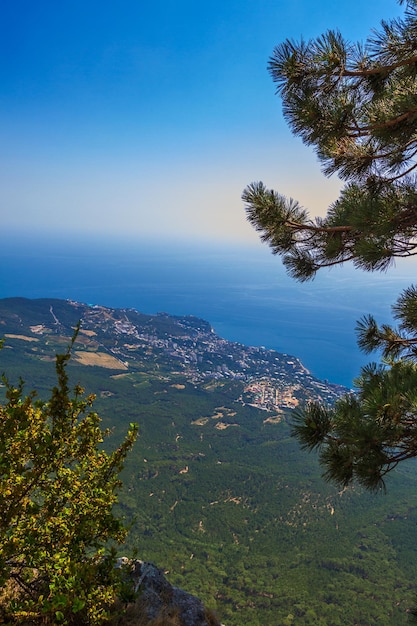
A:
[[0, 297, 347, 414]]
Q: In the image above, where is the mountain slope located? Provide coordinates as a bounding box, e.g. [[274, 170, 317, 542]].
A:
[[1, 297, 416, 625]]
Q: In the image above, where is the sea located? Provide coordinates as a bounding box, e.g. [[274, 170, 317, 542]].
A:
[[1, 232, 416, 388]]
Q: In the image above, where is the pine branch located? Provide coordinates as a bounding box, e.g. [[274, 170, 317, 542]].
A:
[[342, 54, 417, 77]]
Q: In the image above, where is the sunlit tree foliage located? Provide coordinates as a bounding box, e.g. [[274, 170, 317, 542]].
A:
[[0, 332, 138, 624]]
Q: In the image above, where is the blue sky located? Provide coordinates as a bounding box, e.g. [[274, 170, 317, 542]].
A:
[[1, 0, 403, 244]]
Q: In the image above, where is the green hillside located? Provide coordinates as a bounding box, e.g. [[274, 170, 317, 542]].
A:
[[1, 298, 416, 625]]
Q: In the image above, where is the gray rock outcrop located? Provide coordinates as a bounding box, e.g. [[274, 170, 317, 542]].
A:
[[117, 558, 223, 626]]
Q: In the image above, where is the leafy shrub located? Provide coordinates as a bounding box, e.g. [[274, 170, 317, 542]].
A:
[[0, 333, 138, 624]]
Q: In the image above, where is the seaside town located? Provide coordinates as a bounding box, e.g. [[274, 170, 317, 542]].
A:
[[1, 299, 348, 414], [81, 303, 348, 411]]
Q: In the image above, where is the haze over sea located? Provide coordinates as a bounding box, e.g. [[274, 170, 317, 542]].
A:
[[1, 233, 416, 388]]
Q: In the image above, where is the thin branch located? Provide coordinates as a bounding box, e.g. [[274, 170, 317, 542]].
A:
[[343, 140, 417, 161], [311, 254, 357, 269], [386, 161, 417, 182], [285, 220, 353, 233], [346, 107, 417, 135], [342, 54, 417, 78]]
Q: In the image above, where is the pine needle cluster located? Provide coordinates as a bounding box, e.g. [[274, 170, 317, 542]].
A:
[[243, 0, 417, 280], [244, 0, 417, 490]]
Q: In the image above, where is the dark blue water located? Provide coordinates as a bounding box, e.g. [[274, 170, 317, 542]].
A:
[[1, 233, 415, 387]]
